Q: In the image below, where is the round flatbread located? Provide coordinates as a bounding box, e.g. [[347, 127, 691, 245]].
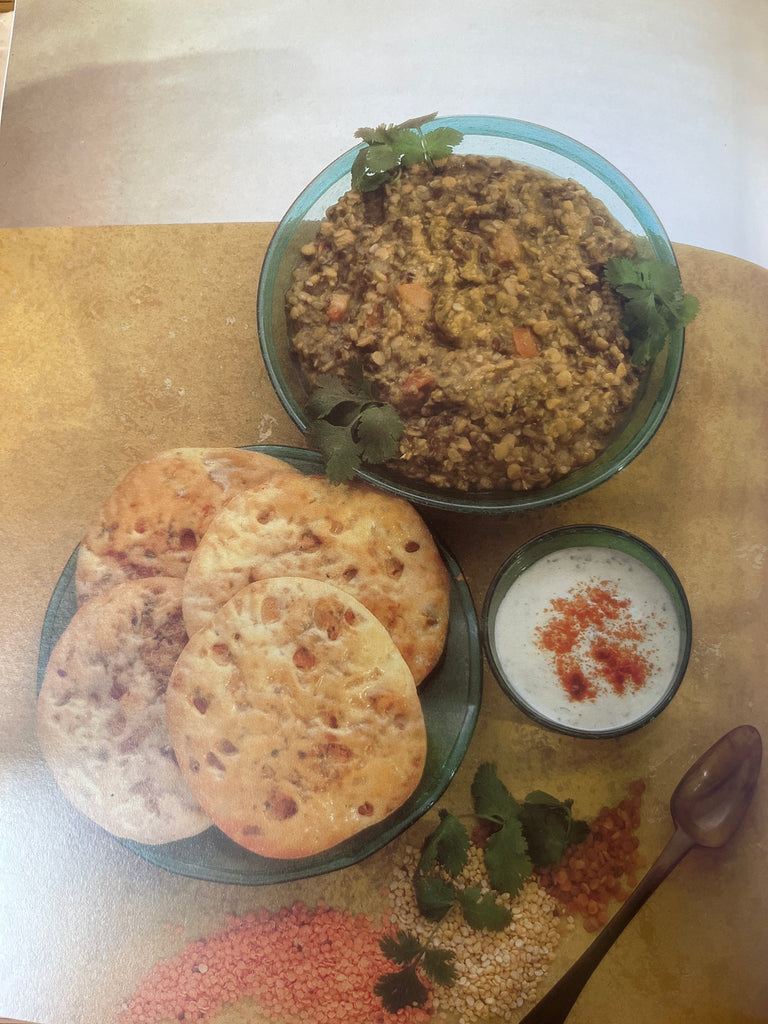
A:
[[166, 577, 427, 859], [37, 577, 211, 845], [181, 473, 450, 684], [75, 447, 293, 605]]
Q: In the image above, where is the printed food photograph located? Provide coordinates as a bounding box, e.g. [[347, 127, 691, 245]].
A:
[[1, 5, 767, 1024]]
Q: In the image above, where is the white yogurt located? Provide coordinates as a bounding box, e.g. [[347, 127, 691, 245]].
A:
[[492, 546, 682, 734]]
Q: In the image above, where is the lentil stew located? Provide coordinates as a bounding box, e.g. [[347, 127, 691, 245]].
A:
[[286, 155, 642, 493]]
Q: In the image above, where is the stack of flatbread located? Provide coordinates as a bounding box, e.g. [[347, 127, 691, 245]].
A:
[[37, 447, 450, 859]]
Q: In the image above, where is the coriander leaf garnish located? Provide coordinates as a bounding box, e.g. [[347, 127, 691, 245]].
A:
[[418, 809, 470, 877], [305, 371, 369, 414], [422, 947, 459, 988], [351, 112, 463, 192], [308, 419, 364, 484], [414, 874, 456, 921], [471, 760, 523, 825], [305, 365, 405, 483], [375, 961, 430, 1013], [355, 403, 406, 464], [375, 931, 456, 1013], [379, 930, 424, 965], [604, 255, 699, 365], [456, 887, 511, 931], [519, 791, 590, 867], [483, 816, 531, 896]]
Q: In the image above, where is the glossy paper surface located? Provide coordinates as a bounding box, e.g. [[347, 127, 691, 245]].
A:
[[2, 225, 766, 1024]]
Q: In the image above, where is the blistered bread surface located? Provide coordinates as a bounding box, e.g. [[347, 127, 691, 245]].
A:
[[166, 576, 427, 859]]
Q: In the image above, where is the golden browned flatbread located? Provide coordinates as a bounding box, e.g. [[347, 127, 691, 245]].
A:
[[37, 578, 211, 844], [166, 577, 427, 859], [181, 473, 450, 684], [75, 447, 293, 605]]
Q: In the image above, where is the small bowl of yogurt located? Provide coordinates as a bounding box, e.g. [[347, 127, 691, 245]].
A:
[[482, 525, 692, 738]]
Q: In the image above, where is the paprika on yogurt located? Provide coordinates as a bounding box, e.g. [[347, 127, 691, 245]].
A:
[[536, 581, 654, 703]]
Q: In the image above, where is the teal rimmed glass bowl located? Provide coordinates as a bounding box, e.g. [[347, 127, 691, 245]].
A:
[[257, 116, 685, 514]]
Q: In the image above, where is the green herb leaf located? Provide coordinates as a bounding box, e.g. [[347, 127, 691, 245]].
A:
[[677, 292, 700, 324], [604, 255, 699, 365], [355, 403, 406, 463], [392, 129, 427, 169], [307, 418, 364, 484], [483, 817, 532, 896], [376, 930, 456, 1009], [422, 126, 464, 162], [419, 809, 471, 877], [305, 372, 363, 416], [414, 874, 456, 921], [374, 962, 429, 1013], [379, 930, 425, 966], [520, 792, 589, 867], [305, 367, 405, 482], [568, 817, 591, 847], [456, 887, 512, 931], [365, 144, 403, 175], [471, 762, 522, 824], [351, 113, 463, 192], [422, 947, 458, 988]]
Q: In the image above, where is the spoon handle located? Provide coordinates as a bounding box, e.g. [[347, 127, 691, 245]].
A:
[[518, 827, 694, 1024]]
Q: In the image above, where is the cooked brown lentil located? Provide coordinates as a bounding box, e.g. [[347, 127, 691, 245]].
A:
[[387, 843, 573, 1021], [286, 154, 640, 492]]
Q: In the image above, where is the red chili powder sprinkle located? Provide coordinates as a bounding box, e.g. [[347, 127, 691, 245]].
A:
[[118, 901, 433, 1024], [536, 581, 654, 702]]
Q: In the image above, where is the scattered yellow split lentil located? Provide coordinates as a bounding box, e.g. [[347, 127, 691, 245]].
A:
[[387, 843, 573, 1022]]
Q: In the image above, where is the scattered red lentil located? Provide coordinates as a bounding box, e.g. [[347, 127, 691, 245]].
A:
[[538, 779, 646, 931], [118, 900, 433, 1024], [536, 582, 655, 702]]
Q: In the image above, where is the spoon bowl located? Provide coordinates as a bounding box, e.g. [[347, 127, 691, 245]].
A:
[[671, 723, 762, 847], [520, 724, 762, 1024]]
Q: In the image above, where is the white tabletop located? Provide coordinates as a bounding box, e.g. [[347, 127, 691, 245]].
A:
[[0, 0, 765, 267]]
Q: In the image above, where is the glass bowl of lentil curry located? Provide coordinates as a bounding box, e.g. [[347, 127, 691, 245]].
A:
[[258, 116, 685, 513]]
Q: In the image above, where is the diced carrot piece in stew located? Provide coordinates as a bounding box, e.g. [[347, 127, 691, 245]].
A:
[[396, 281, 433, 315], [512, 325, 539, 358], [402, 368, 436, 394], [326, 292, 350, 322]]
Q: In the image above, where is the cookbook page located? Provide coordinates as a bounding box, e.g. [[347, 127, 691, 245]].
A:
[[1, 221, 766, 1024]]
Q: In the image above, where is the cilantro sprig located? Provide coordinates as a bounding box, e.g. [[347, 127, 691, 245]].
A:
[[351, 113, 463, 192], [376, 763, 589, 1013], [604, 255, 699, 365], [375, 931, 457, 1012], [305, 362, 405, 483]]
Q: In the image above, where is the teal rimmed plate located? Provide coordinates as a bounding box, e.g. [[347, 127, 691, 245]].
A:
[[37, 445, 482, 884]]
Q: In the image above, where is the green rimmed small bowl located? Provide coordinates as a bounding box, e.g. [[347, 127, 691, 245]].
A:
[[482, 524, 692, 738]]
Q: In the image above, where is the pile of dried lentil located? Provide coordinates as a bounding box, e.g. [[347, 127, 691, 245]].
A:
[[117, 901, 432, 1024], [538, 780, 646, 931], [386, 844, 572, 1022], [118, 784, 645, 1024]]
